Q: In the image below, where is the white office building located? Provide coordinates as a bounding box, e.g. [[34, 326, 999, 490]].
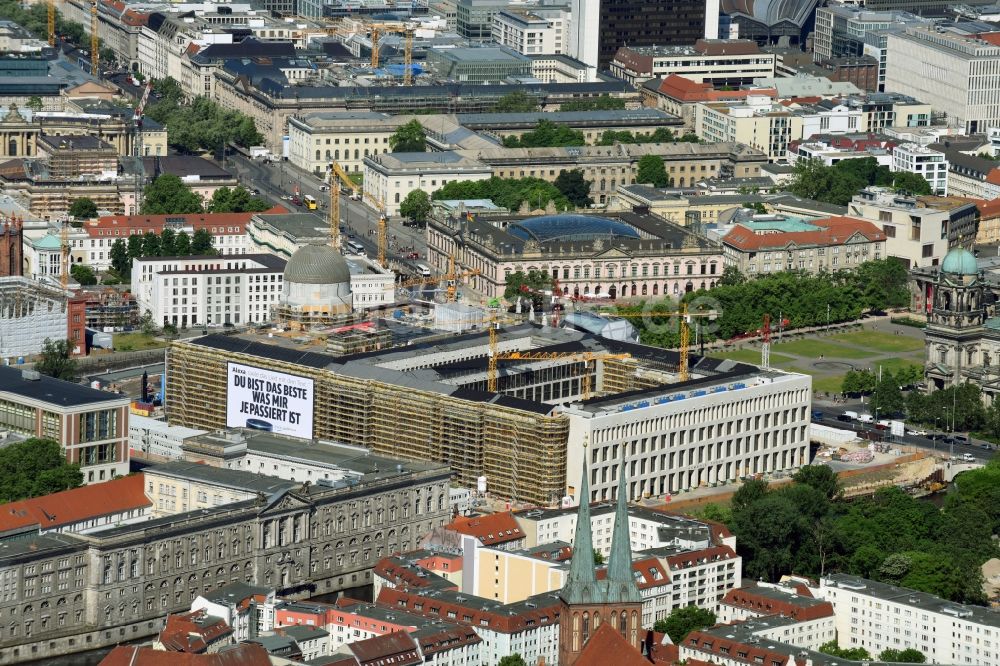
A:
[[492, 8, 567, 55], [128, 413, 207, 461], [820, 573, 1000, 665], [363, 152, 492, 216], [131, 253, 286, 328], [563, 369, 812, 502], [892, 142, 949, 195]]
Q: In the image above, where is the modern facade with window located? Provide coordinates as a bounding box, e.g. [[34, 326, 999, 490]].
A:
[[0, 365, 130, 483], [131, 254, 286, 328], [426, 211, 725, 301], [492, 8, 566, 56], [287, 112, 407, 177], [846, 187, 976, 269], [722, 215, 886, 275], [892, 143, 948, 195], [426, 46, 532, 83]]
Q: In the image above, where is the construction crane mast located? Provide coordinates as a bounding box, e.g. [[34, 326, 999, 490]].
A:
[[398, 254, 479, 301], [60, 220, 70, 290], [48, 0, 56, 47], [90, 0, 99, 76], [363, 192, 388, 268], [368, 22, 415, 84], [761, 313, 771, 370], [328, 161, 359, 251]]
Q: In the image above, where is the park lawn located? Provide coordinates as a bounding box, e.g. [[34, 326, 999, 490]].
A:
[[876, 358, 925, 376], [113, 333, 167, 351], [780, 365, 845, 394], [770, 337, 878, 359], [829, 329, 925, 353], [710, 348, 795, 366]]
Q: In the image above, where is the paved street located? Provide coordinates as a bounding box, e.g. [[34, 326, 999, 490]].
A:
[[226, 154, 430, 277]]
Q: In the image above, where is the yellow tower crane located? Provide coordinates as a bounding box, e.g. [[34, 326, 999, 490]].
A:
[[368, 22, 414, 83], [90, 0, 99, 76], [580, 305, 718, 381], [328, 161, 359, 251], [48, 0, 56, 47], [397, 254, 480, 302]]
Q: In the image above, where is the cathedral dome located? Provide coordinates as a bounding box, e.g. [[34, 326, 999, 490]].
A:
[[941, 248, 978, 276], [284, 243, 351, 285]]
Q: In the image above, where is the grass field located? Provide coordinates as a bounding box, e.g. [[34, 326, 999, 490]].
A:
[[711, 347, 794, 366], [113, 333, 167, 351], [830, 330, 925, 353], [770, 338, 878, 359]]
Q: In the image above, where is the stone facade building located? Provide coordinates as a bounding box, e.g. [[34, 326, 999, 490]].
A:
[[0, 462, 450, 662]]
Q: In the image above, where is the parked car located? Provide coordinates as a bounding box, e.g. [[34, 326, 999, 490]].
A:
[[811, 410, 824, 420], [291, 197, 302, 206], [955, 434, 969, 442], [906, 429, 928, 436], [406, 252, 420, 259]]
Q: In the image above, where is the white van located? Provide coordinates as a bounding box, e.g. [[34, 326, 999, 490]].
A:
[[857, 413, 874, 423]]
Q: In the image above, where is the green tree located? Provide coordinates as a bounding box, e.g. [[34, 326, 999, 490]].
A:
[[879, 648, 926, 663], [433, 177, 570, 212], [497, 655, 527, 666], [153, 76, 185, 105], [493, 91, 538, 113], [399, 190, 432, 224], [718, 265, 745, 286], [636, 155, 670, 187], [174, 230, 191, 256], [68, 197, 98, 220], [732, 478, 769, 514], [70, 263, 97, 286], [554, 169, 593, 208], [139, 309, 156, 336], [792, 465, 841, 499], [504, 270, 554, 307], [560, 95, 626, 111], [191, 228, 215, 255], [892, 172, 933, 195], [110, 238, 130, 275], [502, 120, 585, 148], [25, 95, 43, 112], [145, 94, 262, 152], [652, 606, 716, 644], [160, 228, 176, 256], [870, 374, 905, 416], [141, 175, 203, 215], [35, 338, 77, 382], [127, 234, 144, 262], [819, 641, 871, 660], [0, 438, 83, 503], [142, 231, 161, 257], [788, 157, 895, 206], [389, 119, 428, 153], [207, 186, 270, 213], [593, 548, 605, 565]]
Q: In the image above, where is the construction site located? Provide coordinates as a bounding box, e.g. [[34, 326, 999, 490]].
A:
[[166, 314, 812, 506]]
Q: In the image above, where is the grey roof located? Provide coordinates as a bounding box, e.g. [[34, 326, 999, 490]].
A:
[[0, 366, 129, 408], [455, 109, 678, 127], [144, 460, 299, 495], [284, 243, 352, 285], [251, 212, 330, 242], [281, 624, 330, 641], [202, 582, 272, 606]]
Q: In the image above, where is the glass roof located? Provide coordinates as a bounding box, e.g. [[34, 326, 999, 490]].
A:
[[508, 215, 641, 243]]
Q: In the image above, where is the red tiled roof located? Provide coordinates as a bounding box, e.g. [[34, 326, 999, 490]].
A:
[[373, 556, 459, 592], [446, 512, 523, 546], [977, 32, 1000, 46], [595, 556, 671, 589], [100, 644, 270, 666], [656, 74, 776, 103], [978, 198, 1000, 219], [376, 588, 561, 634], [121, 9, 148, 26], [348, 630, 421, 665], [685, 629, 790, 665], [723, 216, 885, 252], [158, 611, 233, 653], [721, 586, 833, 621], [647, 630, 679, 664], [665, 545, 739, 570], [85, 207, 286, 238], [696, 39, 760, 56], [0, 474, 150, 536], [414, 626, 482, 655], [576, 623, 649, 666], [986, 168, 1000, 186]]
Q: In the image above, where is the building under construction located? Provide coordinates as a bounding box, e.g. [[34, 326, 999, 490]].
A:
[[166, 324, 811, 506]]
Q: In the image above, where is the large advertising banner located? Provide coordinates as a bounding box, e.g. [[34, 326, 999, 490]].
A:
[[226, 362, 314, 440]]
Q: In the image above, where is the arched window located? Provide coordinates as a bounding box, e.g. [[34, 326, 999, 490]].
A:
[[620, 611, 627, 635], [582, 611, 590, 644], [315, 150, 320, 160]]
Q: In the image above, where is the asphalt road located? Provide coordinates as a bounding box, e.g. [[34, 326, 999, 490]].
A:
[[226, 154, 431, 276], [810, 405, 992, 462]]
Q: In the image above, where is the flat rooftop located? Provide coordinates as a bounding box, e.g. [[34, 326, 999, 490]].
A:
[[0, 366, 129, 409]]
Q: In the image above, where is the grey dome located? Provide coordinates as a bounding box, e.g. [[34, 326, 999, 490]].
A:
[[284, 244, 351, 285]]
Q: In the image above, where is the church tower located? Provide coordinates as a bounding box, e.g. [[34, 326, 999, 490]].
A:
[[925, 247, 985, 390], [558, 445, 643, 666]]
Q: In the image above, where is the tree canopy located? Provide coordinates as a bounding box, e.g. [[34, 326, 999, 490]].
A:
[[560, 95, 626, 111], [553, 169, 593, 208], [145, 86, 262, 153], [389, 119, 427, 153], [596, 128, 700, 145], [652, 606, 716, 644], [68, 197, 98, 220], [636, 155, 671, 187], [497, 655, 528, 666], [502, 120, 585, 148], [787, 157, 932, 205], [399, 190, 432, 224], [70, 263, 97, 286], [505, 270, 554, 307], [432, 177, 570, 212], [493, 91, 539, 113], [207, 186, 270, 213], [141, 175, 204, 215], [36, 338, 77, 382], [0, 438, 83, 503]]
